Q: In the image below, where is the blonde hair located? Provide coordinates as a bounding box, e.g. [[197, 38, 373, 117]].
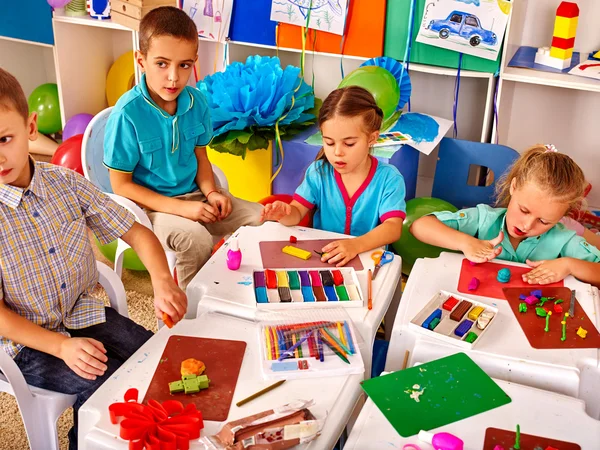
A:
[[495, 145, 586, 210]]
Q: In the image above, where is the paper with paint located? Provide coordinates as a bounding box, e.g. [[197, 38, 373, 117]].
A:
[[568, 60, 600, 81], [416, 0, 511, 61], [270, 0, 349, 36], [181, 0, 234, 42]]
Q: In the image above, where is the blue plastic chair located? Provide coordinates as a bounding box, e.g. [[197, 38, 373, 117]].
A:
[[432, 138, 519, 209]]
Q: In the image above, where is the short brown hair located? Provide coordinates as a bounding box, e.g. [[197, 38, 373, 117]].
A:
[[139, 6, 198, 55], [495, 144, 586, 210], [0, 68, 29, 123]]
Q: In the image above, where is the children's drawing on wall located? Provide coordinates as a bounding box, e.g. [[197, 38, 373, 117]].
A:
[[416, 0, 512, 61], [270, 0, 349, 36], [181, 0, 234, 41]]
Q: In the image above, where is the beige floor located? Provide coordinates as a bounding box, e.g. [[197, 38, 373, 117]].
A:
[[0, 243, 157, 450]]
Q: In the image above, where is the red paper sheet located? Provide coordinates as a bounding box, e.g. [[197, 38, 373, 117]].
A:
[[457, 259, 563, 299]]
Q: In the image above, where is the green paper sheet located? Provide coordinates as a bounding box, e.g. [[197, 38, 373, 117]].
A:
[[361, 353, 511, 437]]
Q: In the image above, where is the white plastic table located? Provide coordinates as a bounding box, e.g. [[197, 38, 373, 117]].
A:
[[385, 252, 600, 420], [345, 376, 600, 449], [79, 311, 363, 450], [186, 222, 403, 378]]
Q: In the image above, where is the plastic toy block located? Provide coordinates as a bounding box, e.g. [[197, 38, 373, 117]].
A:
[[467, 277, 480, 291], [576, 326, 588, 339], [301, 286, 315, 301], [289, 235, 297, 243], [422, 309, 442, 329], [468, 306, 485, 321], [287, 271, 300, 289], [282, 245, 312, 260], [299, 270, 311, 287], [525, 295, 538, 305], [335, 285, 349, 300], [535, 47, 572, 69], [183, 378, 200, 394], [253, 271, 266, 288], [182, 374, 197, 381], [276, 271, 289, 287], [428, 317, 441, 330], [519, 303, 527, 313], [442, 296, 460, 311], [255, 287, 268, 303], [557, 1, 579, 18], [278, 287, 292, 302], [450, 300, 472, 321], [197, 375, 210, 389], [265, 269, 277, 289], [551, 35, 575, 50], [550, 46, 573, 60], [553, 304, 563, 313], [465, 331, 478, 343], [324, 285, 338, 301], [531, 289, 543, 299], [454, 319, 474, 337], [346, 284, 361, 301], [593, 50, 600, 60], [476, 311, 495, 330], [169, 380, 184, 394], [309, 271, 322, 286], [497, 268, 511, 283], [320, 270, 334, 286], [553, 16, 578, 39], [332, 270, 344, 286]]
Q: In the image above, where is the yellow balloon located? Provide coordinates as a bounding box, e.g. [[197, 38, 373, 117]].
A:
[[106, 51, 135, 107]]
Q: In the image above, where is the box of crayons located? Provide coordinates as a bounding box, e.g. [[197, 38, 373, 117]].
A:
[[258, 312, 364, 380], [409, 290, 498, 349], [253, 268, 364, 309]]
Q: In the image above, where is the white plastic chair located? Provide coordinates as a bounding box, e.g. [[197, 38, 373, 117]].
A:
[[0, 261, 129, 450], [81, 106, 229, 279]]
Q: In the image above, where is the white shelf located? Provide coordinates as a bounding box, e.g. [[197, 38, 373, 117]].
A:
[[53, 13, 130, 31], [502, 66, 600, 93], [0, 35, 53, 49]]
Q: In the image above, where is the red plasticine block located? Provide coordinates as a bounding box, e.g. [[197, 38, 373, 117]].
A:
[[554, 304, 563, 313], [265, 269, 277, 289], [332, 270, 344, 286], [443, 296, 460, 311], [289, 236, 297, 243]]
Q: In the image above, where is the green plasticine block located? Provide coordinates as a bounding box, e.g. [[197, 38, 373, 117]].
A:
[[428, 317, 441, 330], [169, 380, 184, 394], [465, 332, 478, 343], [197, 375, 210, 389], [183, 378, 200, 394], [335, 285, 349, 300]]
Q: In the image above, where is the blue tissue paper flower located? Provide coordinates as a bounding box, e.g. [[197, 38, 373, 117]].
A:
[[198, 55, 318, 157]]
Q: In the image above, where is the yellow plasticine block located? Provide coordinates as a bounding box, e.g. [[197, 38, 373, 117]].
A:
[[276, 270, 289, 287], [282, 245, 312, 260], [553, 16, 578, 39], [550, 46, 573, 60], [576, 327, 588, 339], [468, 306, 485, 321]]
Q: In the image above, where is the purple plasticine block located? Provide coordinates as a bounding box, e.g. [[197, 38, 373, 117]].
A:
[[299, 270, 310, 287], [531, 289, 543, 299], [519, 294, 527, 300], [525, 295, 538, 305], [253, 271, 266, 288], [468, 277, 480, 291], [454, 319, 474, 337]]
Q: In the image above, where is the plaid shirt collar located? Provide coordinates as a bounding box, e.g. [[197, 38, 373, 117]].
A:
[[0, 158, 47, 209]]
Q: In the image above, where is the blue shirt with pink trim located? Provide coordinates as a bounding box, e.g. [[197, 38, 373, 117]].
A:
[[293, 156, 406, 236]]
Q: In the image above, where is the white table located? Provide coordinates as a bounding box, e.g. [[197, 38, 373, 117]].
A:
[[80, 311, 363, 450], [386, 252, 600, 420], [345, 376, 600, 449], [186, 222, 403, 378]]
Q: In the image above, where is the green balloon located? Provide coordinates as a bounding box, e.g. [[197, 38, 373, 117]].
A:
[[338, 66, 400, 122], [392, 197, 458, 275], [28, 83, 61, 134], [95, 237, 147, 272]]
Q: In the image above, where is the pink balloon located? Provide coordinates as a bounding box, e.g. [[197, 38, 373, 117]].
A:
[[63, 113, 93, 141], [47, 0, 72, 7]]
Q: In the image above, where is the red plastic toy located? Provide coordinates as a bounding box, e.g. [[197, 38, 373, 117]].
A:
[[289, 236, 297, 243]]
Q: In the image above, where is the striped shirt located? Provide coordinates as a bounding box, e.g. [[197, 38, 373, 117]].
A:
[[0, 161, 135, 358]]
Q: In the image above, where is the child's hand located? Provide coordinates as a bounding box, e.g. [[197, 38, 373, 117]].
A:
[[207, 191, 232, 220], [59, 337, 108, 380], [180, 200, 219, 223], [523, 258, 572, 284], [460, 232, 504, 263], [153, 277, 187, 325], [321, 239, 360, 267], [260, 201, 292, 222]]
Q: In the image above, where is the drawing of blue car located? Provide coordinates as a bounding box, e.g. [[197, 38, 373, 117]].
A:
[[427, 11, 497, 47]]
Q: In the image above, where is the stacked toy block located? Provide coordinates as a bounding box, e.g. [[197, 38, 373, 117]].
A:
[[535, 2, 579, 70]]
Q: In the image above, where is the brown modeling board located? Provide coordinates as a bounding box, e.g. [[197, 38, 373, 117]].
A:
[[259, 239, 364, 271], [143, 336, 246, 422], [502, 287, 600, 349], [483, 427, 581, 450], [458, 259, 563, 299]]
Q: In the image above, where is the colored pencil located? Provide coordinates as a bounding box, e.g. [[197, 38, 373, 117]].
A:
[[236, 380, 286, 407], [278, 333, 311, 361], [323, 327, 351, 355], [272, 327, 280, 360], [320, 329, 348, 357], [317, 333, 324, 362], [343, 321, 356, 354], [264, 327, 272, 360], [292, 334, 299, 359], [320, 335, 350, 364], [368, 269, 373, 310], [308, 332, 316, 358], [337, 322, 348, 349]]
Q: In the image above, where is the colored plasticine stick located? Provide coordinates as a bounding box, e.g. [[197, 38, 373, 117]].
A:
[[265, 327, 272, 360], [324, 326, 351, 355], [320, 329, 348, 357], [337, 322, 348, 349], [317, 333, 324, 362], [343, 321, 355, 354], [320, 333, 350, 364]]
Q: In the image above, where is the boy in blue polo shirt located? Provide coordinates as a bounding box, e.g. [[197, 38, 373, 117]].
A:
[[104, 7, 262, 289]]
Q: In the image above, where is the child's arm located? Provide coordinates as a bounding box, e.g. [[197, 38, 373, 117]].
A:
[[260, 200, 309, 226], [0, 301, 109, 380], [582, 228, 600, 249], [523, 258, 600, 287], [120, 222, 187, 323], [411, 215, 503, 263], [195, 146, 231, 220]]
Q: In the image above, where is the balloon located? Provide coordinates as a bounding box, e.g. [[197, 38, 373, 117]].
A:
[[338, 66, 400, 121], [259, 194, 312, 227], [63, 113, 93, 141], [391, 197, 458, 275], [95, 237, 147, 271], [51, 134, 84, 176], [106, 51, 135, 107], [28, 83, 61, 134], [47, 0, 71, 7]]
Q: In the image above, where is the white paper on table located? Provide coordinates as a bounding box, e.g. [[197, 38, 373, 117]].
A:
[[568, 60, 600, 81], [270, 0, 349, 36]]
